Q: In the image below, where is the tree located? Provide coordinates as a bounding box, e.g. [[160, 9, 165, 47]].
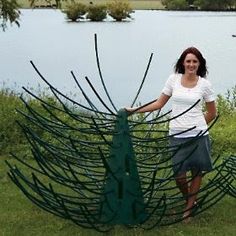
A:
[[161, 0, 188, 10], [193, 0, 236, 10], [187, 0, 194, 4], [0, 0, 61, 31], [0, 0, 20, 31], [162, 0, 236, 10]]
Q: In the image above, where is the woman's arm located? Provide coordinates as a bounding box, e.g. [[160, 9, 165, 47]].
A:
[[204, 101, 217, 124], [126, 93, 171, 113]]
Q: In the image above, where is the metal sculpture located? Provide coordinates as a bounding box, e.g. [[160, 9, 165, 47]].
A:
[[6, 35, 236, 232]]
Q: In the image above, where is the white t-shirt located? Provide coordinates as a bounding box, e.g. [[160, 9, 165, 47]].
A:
[[162, 73, 215, 137]]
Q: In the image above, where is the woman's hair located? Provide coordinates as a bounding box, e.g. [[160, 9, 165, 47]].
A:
[[174, 47, 208, 77]]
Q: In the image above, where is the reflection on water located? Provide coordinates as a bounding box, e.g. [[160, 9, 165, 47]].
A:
[[0, 9, 236, 110]]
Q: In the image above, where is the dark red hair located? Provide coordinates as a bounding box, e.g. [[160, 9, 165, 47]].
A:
[[174, 47, 208, 77]]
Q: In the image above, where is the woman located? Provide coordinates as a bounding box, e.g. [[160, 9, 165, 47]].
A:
[[126, 47, 217, 221]]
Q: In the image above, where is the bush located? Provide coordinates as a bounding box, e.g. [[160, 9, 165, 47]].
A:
[[0, 89, 26, 155], [193, 0, 233, 10], [210, 86, 236, 156], [1, 85, 235, 158], [107, 0, 133, 22], [161, 0, 189, 10], [62, 2, 87, 22], [0, 87, 65, 156], [216, 85, 236, 116], [86, 4, 107, 21]]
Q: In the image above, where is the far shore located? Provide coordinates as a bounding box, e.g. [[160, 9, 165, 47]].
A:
[[18, 0, 236, 11], [18, 0, 165, 10]]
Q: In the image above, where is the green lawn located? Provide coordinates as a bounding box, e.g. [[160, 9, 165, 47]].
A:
[[1, 155, 236, 236]]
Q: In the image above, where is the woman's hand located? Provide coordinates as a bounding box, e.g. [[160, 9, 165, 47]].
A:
[[125, 107, 136, 112], [125, 94, 170, 115], [124, 107, 137, 115]]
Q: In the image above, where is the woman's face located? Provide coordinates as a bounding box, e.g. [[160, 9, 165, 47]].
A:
[[183, 53, 200, 75]]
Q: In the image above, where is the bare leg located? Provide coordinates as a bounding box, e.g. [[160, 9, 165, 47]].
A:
[[175, 172, 189, 202], [183, 171, 202, 221]]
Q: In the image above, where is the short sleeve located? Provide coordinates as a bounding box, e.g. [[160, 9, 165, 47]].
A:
[[161, 74, 175, 96], [203, 80, 215, 102]]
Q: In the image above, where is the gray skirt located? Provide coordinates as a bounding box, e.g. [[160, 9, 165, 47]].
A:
[[169, 135, 213, 176]]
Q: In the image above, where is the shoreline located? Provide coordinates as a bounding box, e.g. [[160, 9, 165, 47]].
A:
[[18, 7, 236, 12], [17, 0, 236, 11]]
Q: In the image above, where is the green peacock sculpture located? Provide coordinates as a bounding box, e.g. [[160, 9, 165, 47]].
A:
[[6, 35, 236, 232]]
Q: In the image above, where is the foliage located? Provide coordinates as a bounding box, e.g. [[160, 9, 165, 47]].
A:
[[0, 0, 62, 30], [187, 0, 194, 4], [194, 0, 236, 10], [0, 87, 65, 155], [216, 85, 236, 115], [0, 0, 20, 30], [62, 2, 87, 21], [161, 0, 189, 10], [210, 86, 236, 156], [29, 0, 61, 8], [1, 1, 163, 28], [0, 89, 26, 154], [162, 0, 236, 10], [0, 85, 236, 158], [62, 0, 135, 22], [107, 0, 133, 21], [86, 3, 107, 21]]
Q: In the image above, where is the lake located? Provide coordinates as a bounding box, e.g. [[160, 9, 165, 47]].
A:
[[0, 9, 236, 110]]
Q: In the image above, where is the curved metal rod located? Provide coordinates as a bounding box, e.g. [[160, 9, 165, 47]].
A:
[[19, 122, 108, 168], [40, 102, 115, 136], [133, 115, 218, 153], [75, 205, 112, 232], [30, 61, 116, 117], [141, 195, 167, 229], [20, 88, 112, 125], [31, 140, 105, 184], [131, 110, 163, 139], [7, 168, 68, 218], [94, 34, 118, 112], [85, 76, 116, 115], [18, 97, 97, 135], [31, 145, 103, 194], [18, 115, 108, 150], [128, 99, 157, 115], [7, 154, 45, 175], [31, 129, 108, 162], [91, 117, 113, 147], [18, 124, 109, 174], [129, 109, 171, 126], [149, 99, 201, 124], [30, 174, 102, 217], [129, 99, 201, 130], [131, 53, 153, 107], [71, 70, 105, 118], [130, 126, 198, 142]]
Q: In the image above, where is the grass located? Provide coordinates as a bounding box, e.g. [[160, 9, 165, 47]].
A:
[[0, 87, 236, 235], [17, 0, 165, 10], [1, 154, 236, 236]]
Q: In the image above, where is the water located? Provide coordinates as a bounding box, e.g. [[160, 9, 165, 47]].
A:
[[0, 9, 236, 110]]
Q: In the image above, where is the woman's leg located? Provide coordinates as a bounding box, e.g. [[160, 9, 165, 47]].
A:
[[183, 171, 202, 220], [175, 172, 189, 201]]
